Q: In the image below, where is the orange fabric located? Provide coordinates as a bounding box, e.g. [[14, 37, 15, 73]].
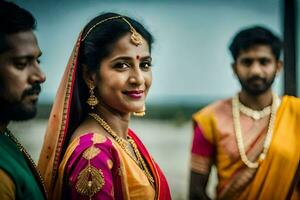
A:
[[193, 99, 268, 198], [0, 169, 15, 200], [242, 96, 300, 200], [112, 138, 155, 200], [192, 96, 300, 199], [128, 130, 171, 200], [52, 134, 81, 200], [37, 32, 82, 195]]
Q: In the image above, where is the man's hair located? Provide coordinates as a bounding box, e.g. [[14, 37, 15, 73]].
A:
[[0, 0, 36, 53], [229, 26, 282, 61]]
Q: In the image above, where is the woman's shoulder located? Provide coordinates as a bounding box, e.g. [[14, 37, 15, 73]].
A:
[[65, 132, 121, 199], [70, 132, 115, 156], [65, 132, 121, 182]]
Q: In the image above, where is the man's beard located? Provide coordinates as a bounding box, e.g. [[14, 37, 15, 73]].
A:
[[238, 73, 276, 96], [0, 83, 41, 122]]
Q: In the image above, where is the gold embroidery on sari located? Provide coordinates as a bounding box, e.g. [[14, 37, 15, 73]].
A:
[[76, 144, 104, 199], [107, 159, 113, 169], [83, 146, 101, 160], [75, 165, 105, 198]]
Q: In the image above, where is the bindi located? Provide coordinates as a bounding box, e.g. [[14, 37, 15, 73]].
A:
[[136, 55, 140, 60]]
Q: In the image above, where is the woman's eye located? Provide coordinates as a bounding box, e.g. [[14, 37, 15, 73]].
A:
[[141, 62, 152, 69], [114, 62, 129, 69]]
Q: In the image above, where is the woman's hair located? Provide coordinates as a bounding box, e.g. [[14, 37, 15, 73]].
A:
[[79, 12, 153, 73], [67, 12, 153, 140]]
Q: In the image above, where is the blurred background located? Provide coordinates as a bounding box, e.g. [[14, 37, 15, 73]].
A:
[[8, 0, 299, 199]]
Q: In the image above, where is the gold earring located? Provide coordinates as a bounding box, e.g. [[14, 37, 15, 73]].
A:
[[133, 105, 146, 117], [86, 83, 99, 109]]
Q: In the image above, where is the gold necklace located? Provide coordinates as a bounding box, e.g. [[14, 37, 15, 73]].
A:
[[232, 93, 278, 168], [0, 128, 48, 197], [239, 101, 271, 120], [88, 113, 155, 187]]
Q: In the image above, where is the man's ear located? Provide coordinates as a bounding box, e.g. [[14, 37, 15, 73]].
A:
[[82, 64, 96, 86], [275, 60, 283, 75], [231, 62, 237, 75]]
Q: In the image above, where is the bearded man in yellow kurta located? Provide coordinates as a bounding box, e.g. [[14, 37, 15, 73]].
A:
[[189, 26, 300, 200]]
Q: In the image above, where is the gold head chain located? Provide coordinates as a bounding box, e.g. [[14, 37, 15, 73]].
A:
[[81, 15, 143, 46]]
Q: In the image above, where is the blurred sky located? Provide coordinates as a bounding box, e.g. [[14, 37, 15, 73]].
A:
[[15, 0, 284, 105]]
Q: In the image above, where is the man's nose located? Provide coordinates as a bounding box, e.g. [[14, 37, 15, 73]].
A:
[[29, 63, 46, 84]]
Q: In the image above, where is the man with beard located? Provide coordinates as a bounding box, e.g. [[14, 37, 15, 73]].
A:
[[0, 1, 47, 199], [189, 26, 300, 200]]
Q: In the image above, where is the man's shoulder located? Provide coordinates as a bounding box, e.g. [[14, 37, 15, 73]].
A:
[[284, 95, 300, 104], [282, 95, 300, 113], [193, 98, 232, 119]]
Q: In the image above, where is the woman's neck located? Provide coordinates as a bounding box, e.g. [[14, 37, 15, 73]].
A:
[[92, 104, 130, 139]]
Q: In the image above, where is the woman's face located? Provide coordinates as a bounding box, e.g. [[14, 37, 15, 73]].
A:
[[95, 33, 152, 115]]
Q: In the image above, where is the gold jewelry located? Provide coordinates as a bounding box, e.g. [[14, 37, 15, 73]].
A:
[[133, 105, 146, 117], [0, 129, 48, 197], [238, 101, 271, 120], [88, 113, 155, 186], [127, 138, 155, 186], [86, 83, 99, 109], [232, 93, 279, 168], [81, 15, 143, 46]]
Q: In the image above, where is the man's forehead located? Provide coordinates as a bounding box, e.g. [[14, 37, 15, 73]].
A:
[[5, 30, 41, 57], [238, 45, 274, 59]]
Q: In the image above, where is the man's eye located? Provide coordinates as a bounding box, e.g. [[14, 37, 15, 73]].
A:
[[15, 62, 27, 69], [241, 59, 253, 66], [259, 58, 270, 65]]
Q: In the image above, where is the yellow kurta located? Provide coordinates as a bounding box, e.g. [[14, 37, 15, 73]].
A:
[[192, 95, 300, 199]]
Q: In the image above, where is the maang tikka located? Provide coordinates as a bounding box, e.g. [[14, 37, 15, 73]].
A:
[[81, 15, 143, 46]]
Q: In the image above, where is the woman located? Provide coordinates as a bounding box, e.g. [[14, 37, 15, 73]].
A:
[[38, 12, 171, 200]]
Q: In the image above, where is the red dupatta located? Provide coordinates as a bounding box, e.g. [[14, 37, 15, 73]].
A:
[[128, 129, 172, 200]]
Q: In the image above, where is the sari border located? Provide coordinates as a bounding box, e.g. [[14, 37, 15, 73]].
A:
[[51, 34, 82, 188], [127, 129, 162, 199]]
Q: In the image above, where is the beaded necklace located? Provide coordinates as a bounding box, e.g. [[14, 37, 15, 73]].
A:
[[239, 101, 271, 120], [232, 93, 279, 168]]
